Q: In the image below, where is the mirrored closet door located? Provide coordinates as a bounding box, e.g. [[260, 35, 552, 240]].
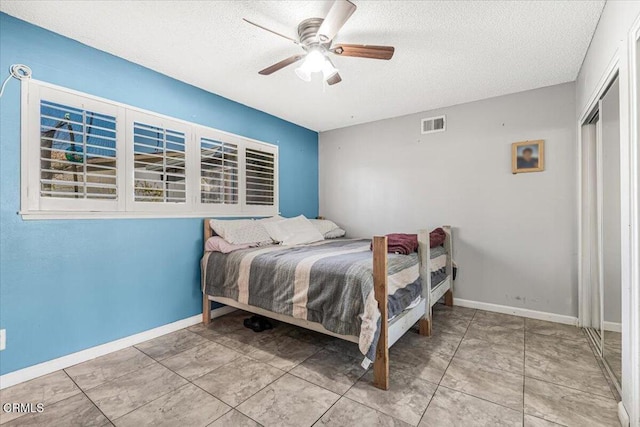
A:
[[599, 77, 622, 387], [584, 76, 622, 394]]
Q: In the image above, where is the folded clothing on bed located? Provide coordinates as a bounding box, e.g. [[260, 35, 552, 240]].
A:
[[385, 233, 418, 255], [370, 228, 448, 255], [430, 227, 447, 247]]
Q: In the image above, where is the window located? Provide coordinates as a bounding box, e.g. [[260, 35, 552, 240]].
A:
[[133, 122, 187, 204], [22, 80, 278, 219], [200, 135, 238, 206], [40, 100, 118, 201], [246, 148, 275, 206]]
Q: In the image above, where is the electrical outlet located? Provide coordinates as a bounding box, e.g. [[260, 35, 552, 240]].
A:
[[0, 329, 5, 351]]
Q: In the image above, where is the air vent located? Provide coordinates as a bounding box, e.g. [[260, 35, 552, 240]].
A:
[[421, 115, 446, 134]]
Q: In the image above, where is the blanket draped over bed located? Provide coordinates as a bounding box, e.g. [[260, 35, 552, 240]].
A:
[[202, 239, 446, 361]]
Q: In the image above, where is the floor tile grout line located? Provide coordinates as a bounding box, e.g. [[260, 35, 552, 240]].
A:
[[180, 318, 272, 427], [70, 336, 239, 423], [436, 383, 524, 415], [421, 309, 531, 421], [166, 346, 248, 385], [308, 391, 343, 427], [525, 329, 590, 343], [153, 305, 466, 427], [172, 321, 336, 414], [65, 355, 157, 394], [105, 353, 262, 426], [0, 380, 87, 426], [61, 369, 113, 424], [232, 372, 339, 427], [133, 329, 211, 363], [336, 364, 440, 426], [522, 374, 618, 401], [12, 307, 611, 427], [415, 307, 477, 425], [193, 358, 287, 410], [286, 364, 366, 397], [106, 381, 194, 423]]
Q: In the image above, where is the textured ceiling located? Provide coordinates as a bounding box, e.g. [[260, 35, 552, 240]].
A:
[[1, 1, 604, 131]]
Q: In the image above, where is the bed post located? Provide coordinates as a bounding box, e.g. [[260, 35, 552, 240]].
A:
[[418, 229, 432, 336], [203, 219, 213, 325], [443, 225, 454, 307], [372, 236, 389, 390], [203, 295, 211, 325]]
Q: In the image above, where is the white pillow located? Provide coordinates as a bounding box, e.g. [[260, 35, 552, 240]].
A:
[[309, 219, 340, 236], [209, 219, 252, 239], [209, 219, 273, 245], [263, 215, 325, 246], [324, 228, 346, 239], [258, 215, 285, 223]]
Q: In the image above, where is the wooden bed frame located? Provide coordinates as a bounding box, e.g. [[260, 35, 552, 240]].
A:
[[202, 221, 454, 390]]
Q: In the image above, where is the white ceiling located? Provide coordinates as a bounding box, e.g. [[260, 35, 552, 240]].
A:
[[1, 1, 604, 131]]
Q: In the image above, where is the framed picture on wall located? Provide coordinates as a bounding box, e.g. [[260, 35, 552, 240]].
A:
[[512, 140, 544, 174]]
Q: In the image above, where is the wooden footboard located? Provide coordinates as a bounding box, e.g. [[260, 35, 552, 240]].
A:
[[417, 229, 432, 337], [203, 219, 213, 325], [372, 236, 389, 390]]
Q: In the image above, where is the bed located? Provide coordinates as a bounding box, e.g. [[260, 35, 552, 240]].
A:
[[201, 220, 455, 390]]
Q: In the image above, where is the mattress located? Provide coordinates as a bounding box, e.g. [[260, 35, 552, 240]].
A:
[[430, 245, 448, 288], [201, 239, 449, 361]]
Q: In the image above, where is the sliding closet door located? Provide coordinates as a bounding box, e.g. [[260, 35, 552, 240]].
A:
[[582, 118, 602, 339], [600, 77, 622, 386]]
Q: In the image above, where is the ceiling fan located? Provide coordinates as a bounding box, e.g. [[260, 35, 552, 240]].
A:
[[244, 0, 395, 85]]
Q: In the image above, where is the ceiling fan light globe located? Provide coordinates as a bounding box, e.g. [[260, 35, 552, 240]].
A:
[[295, 66, 312, 82], [322, 60, 338, 81], [305, 49, 326, 72]]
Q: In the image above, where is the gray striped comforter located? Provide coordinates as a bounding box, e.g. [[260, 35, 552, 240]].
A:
[[202, 239, 445, 361]]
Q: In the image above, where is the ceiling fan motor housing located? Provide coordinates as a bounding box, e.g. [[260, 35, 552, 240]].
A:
[[297, 18, 331, 49]]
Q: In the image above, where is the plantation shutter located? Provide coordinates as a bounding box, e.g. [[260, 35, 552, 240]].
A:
[[127, 109, 191, 211], [40, 100, 118, 200], [245, 147, 276, 207], [27, 83, 124, 213], [24, 81, 279, 218], [200, 136, 239, 205]]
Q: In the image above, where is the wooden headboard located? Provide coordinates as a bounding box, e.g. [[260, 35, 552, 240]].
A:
[[204, 219, 213, 245]]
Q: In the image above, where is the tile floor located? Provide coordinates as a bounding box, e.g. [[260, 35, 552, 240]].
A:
[[0, 305, 620, 427]]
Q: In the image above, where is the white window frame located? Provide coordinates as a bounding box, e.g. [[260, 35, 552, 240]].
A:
[[20, 79, 279, 220], [243, 143, 279, 215], [22, 81, 126, 213], [195, 126, 242, 215], [126, 110, 193, 213]]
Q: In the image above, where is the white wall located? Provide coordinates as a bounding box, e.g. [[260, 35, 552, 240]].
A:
[[575, 2, 640, 425], [319, 82, 577, 317], [576, 1, 640, 115]]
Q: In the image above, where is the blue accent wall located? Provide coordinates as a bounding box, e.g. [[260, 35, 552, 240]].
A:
[[0, 13, 318, 375]]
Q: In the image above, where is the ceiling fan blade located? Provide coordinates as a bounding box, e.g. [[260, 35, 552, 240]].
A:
[[326, 72, 342, 86], [258, 55, 305, 75], [331, 44, 395, 60], [317, 0, 357, 43], [243, 18, 300, 45]]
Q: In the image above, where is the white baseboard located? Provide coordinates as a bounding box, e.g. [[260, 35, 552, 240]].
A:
[[453, 298, 579, 326], [603, 321, 622, 333], [0, 306, 235, 390]]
